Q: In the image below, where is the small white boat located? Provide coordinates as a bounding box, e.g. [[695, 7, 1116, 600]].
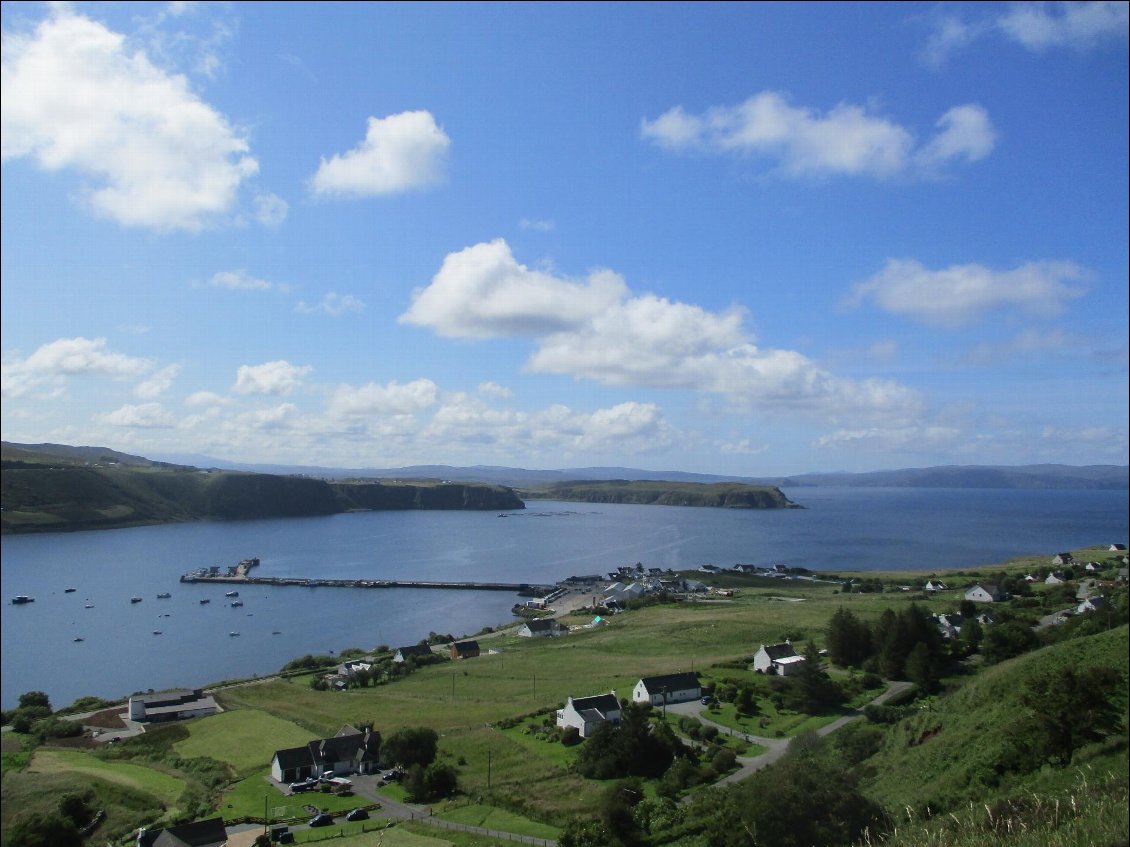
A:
[[225, 591, 239, 598], [153, 630, 162, 635], [231, 600, 244, 608], [229, 631, 239, 636], [130, 597, 143, 604], [157, 592, 172, 599], [84, 603, 94, 609]]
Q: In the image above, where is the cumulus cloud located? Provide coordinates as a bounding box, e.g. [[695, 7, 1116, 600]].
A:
[[232, 360, 311, 396], [400, 239, 628, 338], [99, 402, 177, 428], [640, 91, 995, 179], [2, 336, 152, 397], [849, 259, 1089, 328], [1, 9, 259, 230], [327, 379, 438, 419], [998, 1, 1129, 51], [923, 3, 1128, 65], [253, 192, 289, 227], [135, 363, 180, 399], [295, 292, 365, 317], [815, 425, 963, 452], [310, 111, 451, 197], [211, 269, 274, 291], [478, 381, 512, 400], [184, 390, 230, 407], [403, 240, 921, 424]]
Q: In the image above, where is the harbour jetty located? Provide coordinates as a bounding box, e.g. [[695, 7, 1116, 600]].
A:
[[179, 557, 553, 597]]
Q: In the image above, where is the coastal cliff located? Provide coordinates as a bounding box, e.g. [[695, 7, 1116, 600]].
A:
[[522, 479, 799, 509], [0, 464, 524, 534]]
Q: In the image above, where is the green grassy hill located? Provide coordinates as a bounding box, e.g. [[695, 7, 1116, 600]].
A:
[[522, 479, 798, 508], [1, 463, 524, 534]]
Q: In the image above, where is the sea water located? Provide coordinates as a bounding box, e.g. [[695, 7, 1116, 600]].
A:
[[2, 488, 1126, 709]]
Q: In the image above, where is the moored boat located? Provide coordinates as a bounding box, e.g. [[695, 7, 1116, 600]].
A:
[[11, 595, 35, 605], [200, 598, 210, 604], [225, 590, 239, 597], [131, 597, 143, 604], [229, 631, 239, 636], [231, 600, 244, 608], [65, 587, 77, 593], [157, 592, 171, 599]]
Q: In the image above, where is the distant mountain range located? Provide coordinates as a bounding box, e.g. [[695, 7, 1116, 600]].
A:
[[145, 449, 1128, 490]]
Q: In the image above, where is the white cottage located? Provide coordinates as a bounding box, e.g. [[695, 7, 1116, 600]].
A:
[[632, 672, 701, 706], [965, 583, 1006, 603], [752, 642, 807, 676], [518, 619, 569, 638], [557, 691, 621, 738]]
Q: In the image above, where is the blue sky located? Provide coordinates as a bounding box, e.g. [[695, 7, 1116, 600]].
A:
[[2, 1, 1127, 476]]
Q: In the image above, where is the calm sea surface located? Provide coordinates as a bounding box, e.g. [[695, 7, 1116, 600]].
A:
[[2, 488, 1126, 710]]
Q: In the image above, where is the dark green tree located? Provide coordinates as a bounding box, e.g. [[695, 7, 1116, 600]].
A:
[[18, 691, 52, 711], [383, 727, 439, 769], [825, 607, 872, 667], [7, 813, 82, 847], [982, 621, 1039, 663], [1021, 665, 1124, 764]]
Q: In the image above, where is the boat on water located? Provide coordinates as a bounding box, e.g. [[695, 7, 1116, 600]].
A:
[[11, 596, 35, 605], [229, 631, 239, 636], [84, 603, 94, 609], [64, 587, 77, 593], [231, 600, 244, 608], [73, 637, 84, 642], [199, 598, 211, 604], [157, 592, 171, 599], [130, 597, 143, 604], [153, 630, 162, 635], [225, 591, 239, 598], [272, 630, 281, 635]]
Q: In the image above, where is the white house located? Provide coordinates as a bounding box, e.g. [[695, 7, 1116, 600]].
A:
[[518, 619, 569, 638], [393, 645, 434, 663], [1077, 596, 1109, 614], [128, 689, 218, 723], [924, 580, 948, 592], [1052, 553, 1075, 566], [752, 642, 807, 675], [556, 691, 621, 738], [632, 672, 701, 706], [1045, 572, 1068, 585], [965, 583, 1006, 603]]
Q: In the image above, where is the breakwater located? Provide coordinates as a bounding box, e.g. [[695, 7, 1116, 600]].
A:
[[179, 571, 554, 597]]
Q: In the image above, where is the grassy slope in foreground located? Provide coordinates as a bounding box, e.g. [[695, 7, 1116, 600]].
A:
[[522, 479, 798, 508]]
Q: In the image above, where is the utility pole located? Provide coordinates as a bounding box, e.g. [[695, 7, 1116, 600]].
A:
[[451, 673, 456, 700], [487, 749, 492, 789]]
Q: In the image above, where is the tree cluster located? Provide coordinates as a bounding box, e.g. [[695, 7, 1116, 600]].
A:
[[825, 605, 946, 691], [574, 703, 689, 780]]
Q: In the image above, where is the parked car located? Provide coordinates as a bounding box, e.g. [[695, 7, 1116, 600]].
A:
[[345, 808, 369, 821], [289, 781, 309, 793], [309, 813, 334, 827], [701, 695, 715, 705]]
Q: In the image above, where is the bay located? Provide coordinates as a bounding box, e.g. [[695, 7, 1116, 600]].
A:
[[2, 487, 1126, 710]]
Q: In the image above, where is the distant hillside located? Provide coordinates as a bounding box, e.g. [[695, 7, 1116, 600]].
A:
[[783, 464, 1128, 490], [1, 443, 523, 534], [148, 451, 1128, 490], [522, 479, 799, 509]]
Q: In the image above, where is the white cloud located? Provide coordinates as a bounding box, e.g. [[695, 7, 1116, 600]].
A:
[[962, 327, 1071, 365], [235, 403, 301, 431], [913, 105, 996, 170], [923, 3, 1128, 65], [1, 10, 259, 230], [849, 259, 1088, 328], [478, 381, 512, 400], [519, 218, 556, 232], [327, 379, 438, 419], [310, 111, 451, 197], [232, 360, 311, 396], [998, 1, 1129, 51], [253, 192, 289, 227], [404, 240, 922, 425], [295, 292, 366, 317], [211, 269, 274, 291], [816, 425, 963, 452], [99, 402, 177, 428], [400, 239, 628, 338], [184, 390, 230, 408], [641, 91, 995, 178], [717, 438, 767, 456], [135, 363, 180, 399], [2, 336, 153, 397]]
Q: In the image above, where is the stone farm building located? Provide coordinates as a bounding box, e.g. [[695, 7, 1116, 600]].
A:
[[271, 724, 381, 784], [632, 672, 701, 706], [557, 691, 622, 738]]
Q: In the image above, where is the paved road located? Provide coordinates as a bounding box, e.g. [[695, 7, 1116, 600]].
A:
[[666, 680, 914, 787]]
